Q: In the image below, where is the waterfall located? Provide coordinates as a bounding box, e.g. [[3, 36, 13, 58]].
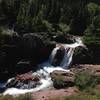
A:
[[2, 37, 85, 95]]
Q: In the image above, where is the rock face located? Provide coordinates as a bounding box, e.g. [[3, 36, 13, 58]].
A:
[[73, 47, 89, 64], [87, 44, 100, 64], [52, 46, 65, 66], [5, 72, 41, 89], [50, 70, 75, 89], [0, 31, 55, 80], [73, 44, 100, 64]]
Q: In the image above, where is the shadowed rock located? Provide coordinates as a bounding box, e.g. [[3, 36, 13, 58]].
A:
[[0, 31, 55, 80], [52, 46, 65, 66]]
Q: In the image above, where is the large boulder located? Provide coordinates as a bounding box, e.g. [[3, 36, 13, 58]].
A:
[[50, 70, 75, 89]]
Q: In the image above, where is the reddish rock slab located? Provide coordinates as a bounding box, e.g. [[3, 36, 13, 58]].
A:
[[71, 64, 100, 76], [16, 72, 40, 82], [32, 87, 79, 100], [6, 72, 41, 89]]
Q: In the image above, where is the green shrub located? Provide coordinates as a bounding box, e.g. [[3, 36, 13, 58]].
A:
[[86, 3, 100, 17], [0, 95, 14, 100], [83, 35, 100, 45], [75, 71, 92, 90], [64, 94, 92, 100], [75, 71, 100, 90], [53, 75, 66, 89], [0, 93, 34, 100], [58, 23, 70, 33], [16, 93, 34, 100]]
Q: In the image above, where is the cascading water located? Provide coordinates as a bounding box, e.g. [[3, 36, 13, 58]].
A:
[[1, 37, 85, 95]]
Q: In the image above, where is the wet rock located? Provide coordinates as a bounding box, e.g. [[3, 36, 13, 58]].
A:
[[52, 46, 65, 66], [5, 72, 41, 89], [50, 70, 75, 89]]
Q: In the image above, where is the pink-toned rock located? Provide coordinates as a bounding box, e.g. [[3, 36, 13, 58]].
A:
[[32, 87, 79, 100], [16, 72, 40, 82], [71, 64, 100, 76]]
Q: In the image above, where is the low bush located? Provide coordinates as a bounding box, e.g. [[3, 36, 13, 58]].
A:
[[53, 75, 67, 89], [83, 35, 100, 45], [75, 71, 100, 90], [16, 93, 34, 100], [0, 93, 34, 100]]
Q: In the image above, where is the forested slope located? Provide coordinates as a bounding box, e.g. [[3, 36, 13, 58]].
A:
[[0, 0, 100, 35]]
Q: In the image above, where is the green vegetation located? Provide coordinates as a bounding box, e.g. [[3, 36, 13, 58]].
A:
[[0, 0, 100, 34], [52, 75, 67, 89], [16, 93, 34, 100], [75, 71, 100, 90], [83, 35, 100, 45], [0, 95, 14, 100], [0, 0, 100, 45], [0, 93, 34, 100], [0, 0, 100, 46], [0, 0, 100, 99]]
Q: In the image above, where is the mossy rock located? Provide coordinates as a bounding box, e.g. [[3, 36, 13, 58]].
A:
[[50, 70, 75, 89]]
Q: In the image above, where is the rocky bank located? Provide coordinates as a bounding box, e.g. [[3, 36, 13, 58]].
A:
[[32, 64, 100, 100]]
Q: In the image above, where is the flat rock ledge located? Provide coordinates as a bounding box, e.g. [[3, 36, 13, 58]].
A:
[[32, 87, 79, 100]]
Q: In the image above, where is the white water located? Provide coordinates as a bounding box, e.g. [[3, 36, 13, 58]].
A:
[[2, 37, 85, 95]]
